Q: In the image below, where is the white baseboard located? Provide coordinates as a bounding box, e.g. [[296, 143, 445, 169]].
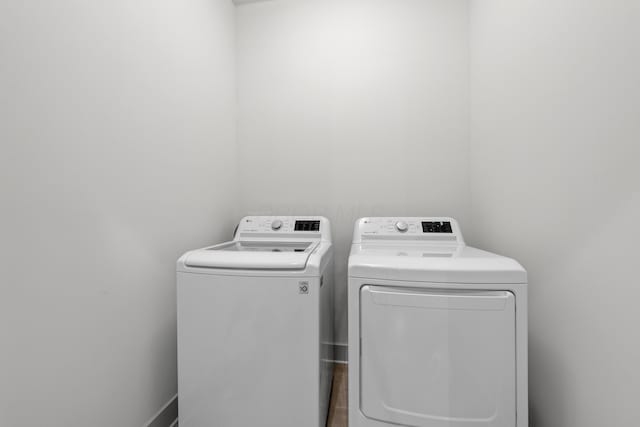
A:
[[143, 394, 178, 427]]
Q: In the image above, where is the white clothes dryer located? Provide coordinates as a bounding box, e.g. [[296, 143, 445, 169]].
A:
[[348, 217, 527, 427], [177, 216, 334, 427]]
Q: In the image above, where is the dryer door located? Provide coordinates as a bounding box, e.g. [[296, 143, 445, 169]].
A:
[[360, 286, 516, 427]]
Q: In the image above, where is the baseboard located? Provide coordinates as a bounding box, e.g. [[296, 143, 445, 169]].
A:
[[143, 394, 178, 427]]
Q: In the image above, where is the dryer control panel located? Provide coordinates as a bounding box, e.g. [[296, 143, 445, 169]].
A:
[[353, 217, 464, 244]]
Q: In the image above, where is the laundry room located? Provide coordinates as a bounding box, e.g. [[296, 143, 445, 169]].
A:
[[1, 1, 638, 427]]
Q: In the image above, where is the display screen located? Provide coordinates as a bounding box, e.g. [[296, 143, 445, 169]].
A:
[[421, 221, 453, 233], [294, 220, 320, 231]]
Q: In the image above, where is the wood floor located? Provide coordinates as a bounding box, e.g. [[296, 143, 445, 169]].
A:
[[327, 364, 348, 427]]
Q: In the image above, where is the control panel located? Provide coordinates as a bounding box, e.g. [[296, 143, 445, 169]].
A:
[[237, 217, 295, 233], [354, 217, 463, 244], [235, 216, 330, 241]]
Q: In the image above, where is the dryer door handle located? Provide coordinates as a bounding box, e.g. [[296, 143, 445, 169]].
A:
[[367, 286, 513, 311]]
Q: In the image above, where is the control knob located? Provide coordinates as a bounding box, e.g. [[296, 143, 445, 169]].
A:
[[395, 221, 409, 232], [271, 219, 283, 231]]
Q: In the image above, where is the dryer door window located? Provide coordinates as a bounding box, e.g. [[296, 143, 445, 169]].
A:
[[359, 286, 516, 427]]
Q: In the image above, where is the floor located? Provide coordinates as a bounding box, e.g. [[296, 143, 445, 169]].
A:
[[327, 364, 348, 427]]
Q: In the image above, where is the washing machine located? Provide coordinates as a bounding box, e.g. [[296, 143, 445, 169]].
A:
[[348, 217, 527, 427], [177, 216, 334, 427]]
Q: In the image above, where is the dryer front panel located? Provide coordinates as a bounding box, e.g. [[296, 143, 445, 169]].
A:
[[359, 286, 516, 427]]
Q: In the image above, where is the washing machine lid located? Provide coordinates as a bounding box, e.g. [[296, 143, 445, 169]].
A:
[[349, 244, 527, 284], [184, 241, 318, 270]]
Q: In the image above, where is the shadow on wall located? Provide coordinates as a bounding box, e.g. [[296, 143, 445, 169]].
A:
[[528, 331, 565, 427]]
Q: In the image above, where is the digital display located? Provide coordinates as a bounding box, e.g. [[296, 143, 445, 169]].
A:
[[421, 221, 453, 233], [294, 220, 320, 231]]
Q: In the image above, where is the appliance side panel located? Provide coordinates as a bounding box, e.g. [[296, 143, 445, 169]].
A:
[[319, 258, 335, 427], [516, 285, 528, 427]]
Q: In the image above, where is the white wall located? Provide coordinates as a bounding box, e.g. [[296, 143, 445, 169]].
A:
[[4, 1, 635, 424], [0, 1, 237, 426], [469, 1, 640, 425], [236, 0, 471, 343]]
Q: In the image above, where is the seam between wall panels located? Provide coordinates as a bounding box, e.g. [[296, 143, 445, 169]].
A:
[[467, 0, 474, 243]]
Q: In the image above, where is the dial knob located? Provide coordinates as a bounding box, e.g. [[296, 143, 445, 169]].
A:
[[395, 221, 409, 232], [271, 219, 283, 230]]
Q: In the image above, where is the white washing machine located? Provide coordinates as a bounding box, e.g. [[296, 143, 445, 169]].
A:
[[348, 217, 528, 427], [177, 216, 334, 427]]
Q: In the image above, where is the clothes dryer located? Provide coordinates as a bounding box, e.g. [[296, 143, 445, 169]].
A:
[[348, 217, 527, 427]]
